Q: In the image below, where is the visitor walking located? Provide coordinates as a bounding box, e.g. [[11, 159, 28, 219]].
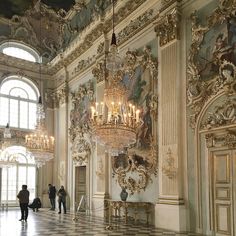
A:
[[17, 185, 30, 222]]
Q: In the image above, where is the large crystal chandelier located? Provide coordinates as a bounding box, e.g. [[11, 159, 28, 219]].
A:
[[106, 0, 122, 72], [25, 96, 54, 167], [90, 74, 140, 155]]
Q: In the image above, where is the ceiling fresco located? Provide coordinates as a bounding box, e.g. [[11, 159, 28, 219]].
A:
[[0, 0, 112, 62], [0, 0, 75, 19]]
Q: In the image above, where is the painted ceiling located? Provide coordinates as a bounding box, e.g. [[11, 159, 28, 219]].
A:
[[0, 0, 75, 19], [0, 0, 112, 62]]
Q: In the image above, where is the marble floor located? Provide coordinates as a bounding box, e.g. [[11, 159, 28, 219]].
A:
[[0, 208, 204, 236]]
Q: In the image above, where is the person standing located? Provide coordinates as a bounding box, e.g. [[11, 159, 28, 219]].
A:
[[57, 185, 67, 214], [17, 185, 30, 222], [48, 184, 56, 210]]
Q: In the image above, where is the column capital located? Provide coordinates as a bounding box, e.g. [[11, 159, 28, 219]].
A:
[[154, 7, 181, 47]]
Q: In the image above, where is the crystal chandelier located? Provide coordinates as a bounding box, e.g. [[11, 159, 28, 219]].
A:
[[106, 0, 122, 72], [90, 74, 140, 155], [25, 96, 54, 167]]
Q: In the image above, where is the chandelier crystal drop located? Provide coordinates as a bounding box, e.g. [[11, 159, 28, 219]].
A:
[[90, 75, 140, 155], [25, 96, 54, 167]]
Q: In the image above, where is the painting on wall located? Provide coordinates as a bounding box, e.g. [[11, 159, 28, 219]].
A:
[[187, 2, 236, 128], [197, 21, 236, 80]]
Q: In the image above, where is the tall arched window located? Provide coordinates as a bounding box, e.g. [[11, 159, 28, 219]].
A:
[[0, 76, 39, 129], [0, 146, 36, 205]]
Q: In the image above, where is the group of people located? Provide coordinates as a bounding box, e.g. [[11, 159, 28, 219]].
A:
[[48, 184, 67, 214], [16, 184, 67, 222]]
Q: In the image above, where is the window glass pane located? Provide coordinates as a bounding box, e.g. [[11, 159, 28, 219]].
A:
[[10, 88, 28, 99], [29, 103, 37, 129], [8, 166, 17, 201], [0, 96, 9, 126], [3, 47, 36, 62], [9, 99, 18, 127], [27, 167, 36, 200], [18, 166, 27, 191], [1, 168, 7, 201], [20, 101, 28, 129]]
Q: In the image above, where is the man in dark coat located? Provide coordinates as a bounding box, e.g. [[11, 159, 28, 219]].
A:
[[17, 185, 30, 222], [48, 184, 56, 210]]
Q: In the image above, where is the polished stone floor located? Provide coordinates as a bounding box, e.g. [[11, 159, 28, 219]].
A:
[[0, 208, 204, 236]]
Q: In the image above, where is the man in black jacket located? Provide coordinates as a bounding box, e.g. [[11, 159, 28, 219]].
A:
[[17, 185, 30, 222], [48, 184, 56, 210]]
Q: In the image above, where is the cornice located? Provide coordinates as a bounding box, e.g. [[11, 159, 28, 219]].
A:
[[48, 0, 148, 75]]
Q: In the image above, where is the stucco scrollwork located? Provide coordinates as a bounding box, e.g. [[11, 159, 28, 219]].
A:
[[205, 130, 236, 149], [112, 140, 158, 195], [71, 133, 92, 166], [201, 98, 236, 130], [187, 2, 236, 128], [154, 8, 181, 47], [69, 80, 94, 142]]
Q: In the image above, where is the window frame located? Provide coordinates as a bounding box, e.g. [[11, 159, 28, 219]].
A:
[[0, 76, 39, 130]]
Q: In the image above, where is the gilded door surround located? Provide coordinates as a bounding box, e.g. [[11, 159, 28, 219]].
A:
[[194, 92, 236, 234]]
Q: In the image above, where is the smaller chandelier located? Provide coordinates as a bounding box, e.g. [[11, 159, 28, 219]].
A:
[[90, 76, 140, 155], [25, 96, 54, 167], [106, 0, 122, 72]]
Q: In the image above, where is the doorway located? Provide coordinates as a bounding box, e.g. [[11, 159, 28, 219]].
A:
[[75, 166, 86, 211], [209, 149, 236, 235]]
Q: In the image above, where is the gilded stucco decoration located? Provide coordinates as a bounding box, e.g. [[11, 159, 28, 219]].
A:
[[162, 148, 177, 179], [45, 85, 69, 108], [96, 156, 104, 178], [154, 8, 181, 47], [201, 98, 236, 130], [187, 1, 236, 128], [112, 139, 158, 194], [72, 55, 96, 77], [205, 130, 236, 149], [69, 80, 94, 142], [117, 9, 156, 46], [71, 133, 92, 166]]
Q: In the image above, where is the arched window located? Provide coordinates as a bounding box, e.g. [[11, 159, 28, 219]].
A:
[[0, 76, 39, 129], [0, 42, 40, 63], [0, 146, 36, 205]]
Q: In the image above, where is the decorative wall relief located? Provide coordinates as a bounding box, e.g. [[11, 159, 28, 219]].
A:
[[69, 80, 94, 142], [154, 8, 181, 47], [162, 148, 177, 179], [96, 156, 104, 178], [205, 130, 236, 149], [71, 133, 92, 166], [112, 140, 158, 194], [187, 1, 236, 128], [201, 98, 236, 130]]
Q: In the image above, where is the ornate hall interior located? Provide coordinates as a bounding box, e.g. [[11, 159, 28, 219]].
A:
[[0, 0, 236, 235]]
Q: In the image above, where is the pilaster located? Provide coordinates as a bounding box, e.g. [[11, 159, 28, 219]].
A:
[[154, 3, 187, 231]]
